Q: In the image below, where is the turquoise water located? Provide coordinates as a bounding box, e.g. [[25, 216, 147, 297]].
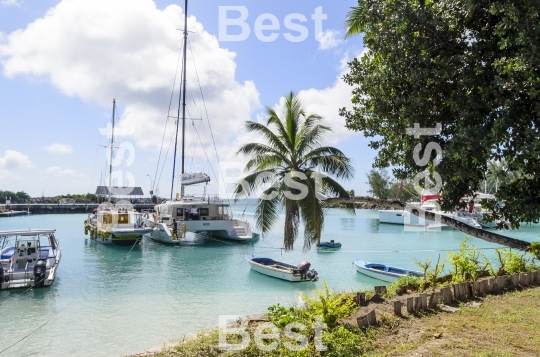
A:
[[1, 207, 539, 356]]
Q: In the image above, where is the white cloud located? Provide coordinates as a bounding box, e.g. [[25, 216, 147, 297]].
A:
[[0, 150, 32, 170], [45, 143, 73, 155], [0, 0, 260, 150], [46, 166, 76, 176], [317, 29, 342, 51], [263, 52, 364, 146], [1, 0, 22, 7]]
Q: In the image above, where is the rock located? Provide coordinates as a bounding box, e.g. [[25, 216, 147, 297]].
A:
[[439, 305, 459, 313]]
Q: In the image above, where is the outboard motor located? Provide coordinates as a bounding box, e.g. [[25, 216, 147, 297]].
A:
[[297, 261, 311, 274], [297, 261, 318, 281], [0, 267, 4, 289], [306, 269, 318, 282], [33, 259, 47, 288]]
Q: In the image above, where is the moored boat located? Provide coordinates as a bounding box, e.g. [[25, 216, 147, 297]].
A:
[[246, 254, 318, 282], [317, 240, 342, 251], [353, 259, 422, 283], [85, 201, 153, 246], [142, 1, 258, 244], [0, 229, 61, 290]]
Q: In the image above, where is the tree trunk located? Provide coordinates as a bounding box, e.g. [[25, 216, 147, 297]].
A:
[[352, 196, 531, 252]]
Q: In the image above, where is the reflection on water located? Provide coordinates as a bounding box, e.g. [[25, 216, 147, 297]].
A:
[[0, 208, 538, 356]]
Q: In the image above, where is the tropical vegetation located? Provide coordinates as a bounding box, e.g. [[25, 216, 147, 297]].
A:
[[0, 190, 30, 203], [234, 92, 355, 250], [342, 0, 540, 229], [366, 169, 417, 201]]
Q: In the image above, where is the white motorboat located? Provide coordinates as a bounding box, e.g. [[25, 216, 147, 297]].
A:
[[353, 259, 422, 283], [0, 229, 61, 290], [143, 2, 258, 244], [246, 254, 318, 282], [85, 201, 153, 246]]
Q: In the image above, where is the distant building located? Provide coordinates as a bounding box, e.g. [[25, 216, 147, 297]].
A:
[[95, 186, 144, 201]]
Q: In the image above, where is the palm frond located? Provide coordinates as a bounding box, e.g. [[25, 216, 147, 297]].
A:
[[283, 197, 300, 250], [255, 188, 282, 234], [237, 142, 291, 168], [266, 107, 294, 152], [321, 176, 356, 215], [345, 6, 364, 39], [305, 147, 355, 180], [298, 174, 325, 250], [244, 154, 284, 173], [233, 170, 279, 199], [284, 92, 304, 150], [244, 121, 289, 156], [296, 124, 332, 156]]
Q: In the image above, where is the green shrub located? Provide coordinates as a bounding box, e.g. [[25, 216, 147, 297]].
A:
[[301, 281, 357, 329], [447, 238, 491, 282]]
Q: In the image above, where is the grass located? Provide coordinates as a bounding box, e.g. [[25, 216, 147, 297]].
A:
[[135, 287, 540, 357], [367, 288, 540, 356]]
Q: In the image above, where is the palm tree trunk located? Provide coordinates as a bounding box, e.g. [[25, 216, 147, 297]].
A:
[[354, 196, 531, 252]]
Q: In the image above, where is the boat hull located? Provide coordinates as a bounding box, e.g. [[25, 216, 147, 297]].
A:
[[353, 259, 421, 283], [144, 219, 256, 242], [0, 230, 61, 290], [144, 223, 183, 244], [88, 227, 152, 246], [246, 254, 315, 282], [378, 210, 440, 226]]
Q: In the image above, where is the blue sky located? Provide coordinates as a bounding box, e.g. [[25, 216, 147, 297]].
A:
[[0, 0, 377, 199]]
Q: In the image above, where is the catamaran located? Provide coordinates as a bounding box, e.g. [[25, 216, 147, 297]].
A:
[[143, 0, 257, 244], [0, 229, 61, 290], [83, 99, 152, 246]]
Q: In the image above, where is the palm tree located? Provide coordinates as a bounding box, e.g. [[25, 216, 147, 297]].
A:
[[234, 92, 355, 251]]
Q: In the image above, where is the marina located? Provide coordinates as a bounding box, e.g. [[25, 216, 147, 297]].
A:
[[1, 207, 539, 356]]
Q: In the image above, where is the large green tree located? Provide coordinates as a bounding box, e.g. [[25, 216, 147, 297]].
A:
[[366, 169, 392, 199], [234, 92, 355, 250], [342, 1, 540, 234]]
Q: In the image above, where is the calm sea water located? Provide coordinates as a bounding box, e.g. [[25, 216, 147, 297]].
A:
[[1, 205, 539, 356]]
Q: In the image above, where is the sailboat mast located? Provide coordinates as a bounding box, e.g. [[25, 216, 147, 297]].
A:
[[181, 0, 188, 178], [170, 0, 189, 200], [108, 99, 116, 202]]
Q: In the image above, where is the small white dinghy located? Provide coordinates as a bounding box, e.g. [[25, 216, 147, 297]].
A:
[[353, 259, 422, 283], [0, 229, 61, 290], [246, 254, 318, 282]]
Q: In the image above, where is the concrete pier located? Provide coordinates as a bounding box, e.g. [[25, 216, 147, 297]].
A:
[[5, 203, 155, 215]]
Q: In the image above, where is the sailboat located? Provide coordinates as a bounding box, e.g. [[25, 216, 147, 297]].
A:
[[84, 99, 153, 246], [143, 0, 257, 244]]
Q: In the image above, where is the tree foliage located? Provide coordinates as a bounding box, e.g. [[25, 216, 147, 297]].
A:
[[366, 169, 392, 199], [366, 169, 418, 201], [342, 0, 540, 229], [0, 191, 30, 203], [234, 92, 355, 250]]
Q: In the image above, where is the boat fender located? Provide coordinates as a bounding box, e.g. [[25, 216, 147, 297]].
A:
[[49, 235, 56, 251], [33, 259, 47, 288]]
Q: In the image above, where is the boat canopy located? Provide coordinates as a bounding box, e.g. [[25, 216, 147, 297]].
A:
[[181, 172, 210, 186], [0, 229, 56, 237]]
